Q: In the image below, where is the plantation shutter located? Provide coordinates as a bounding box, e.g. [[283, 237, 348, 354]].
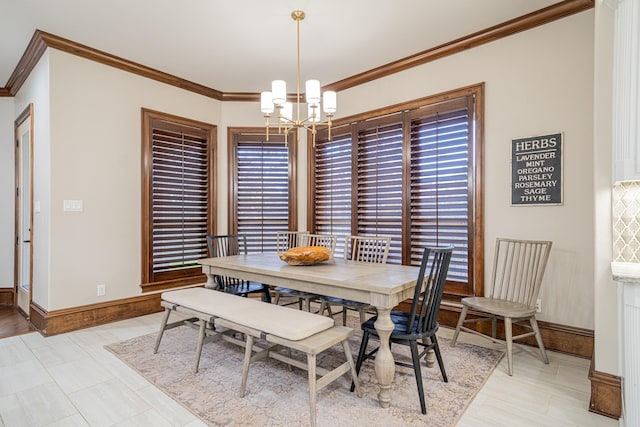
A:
[[315, 126, 353, 257], [356, 116, 404, 264], [235, 134, 290, 253], [409, 98, 470, 283], [150, 120, 210, 280]]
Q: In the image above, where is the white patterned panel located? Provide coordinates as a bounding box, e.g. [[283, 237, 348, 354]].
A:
[[623, 284, 640, 426], [613, 181, 640, 263]]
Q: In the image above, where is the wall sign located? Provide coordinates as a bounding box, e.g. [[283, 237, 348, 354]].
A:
[[511, 132, 563, 206]]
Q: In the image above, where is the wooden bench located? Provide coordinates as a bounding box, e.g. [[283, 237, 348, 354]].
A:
[[154, 287, 361, 427]]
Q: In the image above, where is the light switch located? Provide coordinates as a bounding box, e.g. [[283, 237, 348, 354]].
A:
[[34, 201, 41, 213], [63, 200, 83, 212]]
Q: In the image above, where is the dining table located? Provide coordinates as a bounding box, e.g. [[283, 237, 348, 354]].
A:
[[198, 252, 421, 409]]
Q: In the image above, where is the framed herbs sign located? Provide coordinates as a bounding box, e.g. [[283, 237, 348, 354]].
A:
[[511, 132, 563, 206]]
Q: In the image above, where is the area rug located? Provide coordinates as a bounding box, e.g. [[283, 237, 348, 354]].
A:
[[106, 320, 503, 427]]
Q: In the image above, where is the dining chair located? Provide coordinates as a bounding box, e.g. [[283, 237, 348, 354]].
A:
[[299, 233, 338, 253], [318, 235, 391, 325], [450, 238, 552, 376], [206, 234, 271, 302], [272, 231, 321, 311], [351, 245, 453, 415]]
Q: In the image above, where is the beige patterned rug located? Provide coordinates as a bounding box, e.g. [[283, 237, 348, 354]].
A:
[[106, 319, 503, 427]]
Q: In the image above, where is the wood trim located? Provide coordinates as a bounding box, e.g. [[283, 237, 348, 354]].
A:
[[29, 293, 166, 336], [140, 108, 217, 291], [5, 30, 223, 99], [588, 360, 622, 419], [227, 127, 298, 234], [4, 1, 593, 99], [427, 300, 595, 358], [0, 289, 14, 306], [325, 0, 594, 93], [5, 31, 48, 96], [14, 104, 34, 310]]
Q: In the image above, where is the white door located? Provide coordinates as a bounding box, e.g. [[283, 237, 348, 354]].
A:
[[16, 116, 32, 316]]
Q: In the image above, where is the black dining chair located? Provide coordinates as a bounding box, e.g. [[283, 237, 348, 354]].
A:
[[206, 234, 271, 302], [351, 245, 453, 414]]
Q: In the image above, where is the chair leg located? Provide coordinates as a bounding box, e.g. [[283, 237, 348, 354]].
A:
[[240, 335, 254, 397], [409, 340, 427, 415], [342, 306, 348, 326], [319, 300, 328, 316], [504, 317, 514, 376], [351, 330, 370, 392], [262, 287, 271, 303], [431, 335, 448, 382], [529, 316, 549, 364], [153, 308, 172, 354], [451, 305, 468, 346], [307, 353, 318, 427], [193, 319, 207, 374]]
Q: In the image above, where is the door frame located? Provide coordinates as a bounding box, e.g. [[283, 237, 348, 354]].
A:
[[14, 103, 34, 317]]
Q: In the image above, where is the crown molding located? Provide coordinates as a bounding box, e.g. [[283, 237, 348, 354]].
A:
[[2, 0, 594, 99]]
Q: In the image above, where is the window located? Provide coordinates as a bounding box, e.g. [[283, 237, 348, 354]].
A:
[[311, 85, 483, 297], [141, 109, 216, 292], [228, 128, 297, 253]]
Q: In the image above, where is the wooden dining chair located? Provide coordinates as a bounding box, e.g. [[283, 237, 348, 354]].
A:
[[272, 231, 322, 311], [206, 234, 271, 302], [318, 235, 391, 325], [351, 245, 454, 414], [451, 238, 552, 376]]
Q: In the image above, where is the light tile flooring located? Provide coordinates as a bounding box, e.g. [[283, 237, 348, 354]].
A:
[[0, 311, 621, 427]]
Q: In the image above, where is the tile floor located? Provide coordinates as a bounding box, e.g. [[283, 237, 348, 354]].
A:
[[0, 311, 621, 427]]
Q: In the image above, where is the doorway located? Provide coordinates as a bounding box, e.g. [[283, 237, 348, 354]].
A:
[[14, 104, 33, 318]]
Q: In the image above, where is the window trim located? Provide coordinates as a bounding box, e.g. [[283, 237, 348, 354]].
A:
[[140, 108, 217, 292], [228, 127, 298, 237], [307, 83, 484, 298]]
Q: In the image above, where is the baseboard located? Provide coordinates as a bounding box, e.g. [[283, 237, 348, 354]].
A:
[[588, 357, 622, 419], [29, 293, 164, 336], [0, 288, 13, 306], [422, 300, 595, 358]]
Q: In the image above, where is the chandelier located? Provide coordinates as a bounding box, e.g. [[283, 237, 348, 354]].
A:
[[260, 10, 336, 145]]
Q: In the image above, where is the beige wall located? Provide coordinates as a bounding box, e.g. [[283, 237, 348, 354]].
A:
[[13, 51, 52, 307], [20, 49, 222, 310], [0, 98, 15, 288], [257, 10, 594, 329], [8, 10, 599, 333]]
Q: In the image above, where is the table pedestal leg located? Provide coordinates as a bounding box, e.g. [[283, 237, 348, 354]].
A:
[[425, 347, 435, 368], [204, 273, 217, 290], [373, 307, 395, 408]]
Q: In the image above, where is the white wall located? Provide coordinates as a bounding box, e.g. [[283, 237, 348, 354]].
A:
[[0, 97, 15, 289], [337, 11, 595, 329], [592, 0, 619, 375], [233, 10, 593, 329], [9, 9, 598, 332], [13, 51, 51, 308], [21, 49, 221, 310]]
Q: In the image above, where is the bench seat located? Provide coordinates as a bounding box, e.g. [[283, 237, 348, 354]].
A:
[[154, 287, 361, 427]]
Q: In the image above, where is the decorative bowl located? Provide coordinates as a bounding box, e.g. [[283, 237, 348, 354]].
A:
[[278, 246, 332, 266]]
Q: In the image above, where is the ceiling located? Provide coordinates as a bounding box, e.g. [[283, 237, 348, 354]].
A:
[[1, 0, 567, 94]]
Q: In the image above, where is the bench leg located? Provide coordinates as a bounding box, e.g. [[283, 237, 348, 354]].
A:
[[307, 353, 317, 427], [342, 340, 362, 397], [240, 335, 255, 397], [154, 308, 172, 354], [193, 319, 207, 374]]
